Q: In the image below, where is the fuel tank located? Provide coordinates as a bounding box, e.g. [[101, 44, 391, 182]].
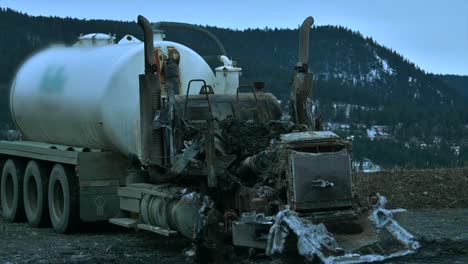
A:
[[10, 37, 216, 157]]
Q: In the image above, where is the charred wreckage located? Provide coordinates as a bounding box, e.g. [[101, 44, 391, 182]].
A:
[[0, 15, 419, 263]]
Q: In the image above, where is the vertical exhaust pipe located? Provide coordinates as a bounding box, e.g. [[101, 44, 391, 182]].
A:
[[137, 15, 163, 166], [138, 15, 156, 74], [290, 16, 314, 127], [298, 17, 314, 68]]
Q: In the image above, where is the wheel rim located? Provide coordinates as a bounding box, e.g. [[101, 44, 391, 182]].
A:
[[51, 179, 64, 219], [4, 172, 15, 209], [26, 175, 39, 212]]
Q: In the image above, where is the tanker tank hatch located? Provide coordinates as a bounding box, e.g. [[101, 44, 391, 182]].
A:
[[117, 34, 142, 44], [74, 33, 116, 47]]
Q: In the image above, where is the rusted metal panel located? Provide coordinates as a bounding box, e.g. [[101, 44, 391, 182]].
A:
[[175, 92, 282, 124]]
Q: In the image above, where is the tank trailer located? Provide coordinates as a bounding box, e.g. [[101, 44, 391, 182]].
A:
[[0, 15, 420, 263]]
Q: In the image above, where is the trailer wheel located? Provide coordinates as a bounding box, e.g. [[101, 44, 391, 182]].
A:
[[1, 159, 26, 222], [23, 160, 50, 227], [48, 164, 79, 233]]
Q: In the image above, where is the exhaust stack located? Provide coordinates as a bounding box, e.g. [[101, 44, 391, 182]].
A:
[[290, 16, 314, 127], [138, 15, 156, 74], [137, 15, 163, 166], [299, 17, 314, 67]]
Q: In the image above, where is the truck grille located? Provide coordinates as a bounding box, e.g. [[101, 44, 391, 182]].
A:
[[286, 149, 353, 211]]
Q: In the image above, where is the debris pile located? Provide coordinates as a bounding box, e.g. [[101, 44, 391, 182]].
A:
[[219, 118, 305, 157]]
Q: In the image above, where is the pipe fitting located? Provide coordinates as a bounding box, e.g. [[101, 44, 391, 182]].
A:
[[219, 55, 232, 67]]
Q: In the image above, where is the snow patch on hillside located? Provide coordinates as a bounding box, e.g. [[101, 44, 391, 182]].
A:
[[375, 53, 396, 75]]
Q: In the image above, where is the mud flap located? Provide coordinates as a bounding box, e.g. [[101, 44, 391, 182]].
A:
[[266, 195, 420, 264]]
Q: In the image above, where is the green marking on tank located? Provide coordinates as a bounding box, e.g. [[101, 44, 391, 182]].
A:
[[40, 65, 66, 93]]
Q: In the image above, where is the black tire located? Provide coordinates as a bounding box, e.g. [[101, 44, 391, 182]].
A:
[[48, 164, 79, 234], [1, 159, 26, 222], [0, 159, 4, 215], [23, 160, 50, 227]]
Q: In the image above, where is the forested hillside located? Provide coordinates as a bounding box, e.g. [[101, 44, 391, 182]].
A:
[[436, 74, 468, 97], [0, 8, 467, 168]]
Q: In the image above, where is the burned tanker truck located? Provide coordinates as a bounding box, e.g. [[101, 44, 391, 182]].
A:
[[0, 16, 419, 263]]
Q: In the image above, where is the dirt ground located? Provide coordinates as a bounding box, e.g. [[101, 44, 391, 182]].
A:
[[1, 169, 468, 263], [354, 168, 468, 209], [1, 209, 468, 264], [0, 220, 193, 264]]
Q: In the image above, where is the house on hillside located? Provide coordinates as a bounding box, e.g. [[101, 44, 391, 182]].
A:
[[450, 145, 461, 156], [366, 125, 391, 140], [352, 158, 382, 173]]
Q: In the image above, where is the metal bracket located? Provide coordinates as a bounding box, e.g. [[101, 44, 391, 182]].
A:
[[166, 139, 203, 179], [311, 179, 335, 188]]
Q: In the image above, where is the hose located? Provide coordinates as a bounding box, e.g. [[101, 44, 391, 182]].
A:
[[154, 21, 227, 56]]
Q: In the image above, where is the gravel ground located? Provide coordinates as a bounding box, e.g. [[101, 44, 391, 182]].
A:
[[1, 209, 468, 264]]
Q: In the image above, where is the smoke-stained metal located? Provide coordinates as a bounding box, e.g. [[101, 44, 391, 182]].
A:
[[141, 191, 202, 239], [138, 15, 163, 165], [205, 121, 216, 188], [139, 74, 163, 165], [163, 54, 178, 164], [290, 16, 314, 127]]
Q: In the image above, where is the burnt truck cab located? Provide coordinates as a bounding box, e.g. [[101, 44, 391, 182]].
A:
[[230, 130, 420, 263], [231, 130, 355, 249], [121, 15, 419, 263]]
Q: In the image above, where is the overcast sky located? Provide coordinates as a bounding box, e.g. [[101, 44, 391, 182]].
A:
[[1, 0, 467, 75]]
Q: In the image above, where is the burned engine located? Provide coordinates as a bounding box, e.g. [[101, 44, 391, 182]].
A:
[[113, 16, 420, 264]]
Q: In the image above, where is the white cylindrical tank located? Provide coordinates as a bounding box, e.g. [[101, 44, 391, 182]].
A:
[[10, 37, 216, 157]]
